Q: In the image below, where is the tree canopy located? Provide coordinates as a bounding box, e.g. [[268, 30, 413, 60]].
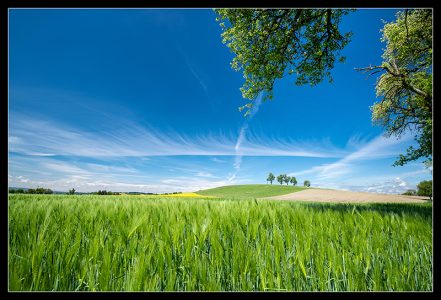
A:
[[215, 8, 353, 115], [357, 9, 432, 166], [417, 180, 432, 200], [277, 174, 284, 185], [216, 9, 432, 167], [290, 176, 297, 186], [267, 172, 275, 184], [283, 174, 291, 185]]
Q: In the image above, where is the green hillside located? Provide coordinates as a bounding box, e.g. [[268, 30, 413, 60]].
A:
[[196, 184, 307, 199]]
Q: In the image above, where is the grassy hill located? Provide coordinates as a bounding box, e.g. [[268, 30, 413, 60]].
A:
[[196, 184, 307, 199]]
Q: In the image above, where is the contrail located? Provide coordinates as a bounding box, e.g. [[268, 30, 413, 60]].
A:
[[228, 93, 264, 182]]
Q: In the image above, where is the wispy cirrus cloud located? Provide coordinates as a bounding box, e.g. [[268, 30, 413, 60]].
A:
[[8, 110, 352, 193], [9, 112, 423, 194], [289, 132, 416, 181], [9, 112, 349, 159], [210, 157, 227, 163]]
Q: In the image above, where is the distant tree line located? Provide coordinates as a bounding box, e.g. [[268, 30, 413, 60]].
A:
[[266, 172, 310, 187], [9, 187, 53, 194], [10, 187, 186, 196]]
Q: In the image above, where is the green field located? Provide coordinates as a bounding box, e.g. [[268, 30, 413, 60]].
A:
[[196, 184, 306, 198], [8, 188, 432, 291]]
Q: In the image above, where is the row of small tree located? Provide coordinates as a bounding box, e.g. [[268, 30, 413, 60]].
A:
[[266, 173, 310, 187], [94, 190, 121, 195]]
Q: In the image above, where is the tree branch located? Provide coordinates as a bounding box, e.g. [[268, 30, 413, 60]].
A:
[[355, 65, 430, 99]]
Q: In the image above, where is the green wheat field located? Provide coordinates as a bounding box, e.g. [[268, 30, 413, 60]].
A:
[[8, 186, 432, 291]]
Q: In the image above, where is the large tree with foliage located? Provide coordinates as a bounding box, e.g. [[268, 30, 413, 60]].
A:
[[215, 8, 353, 115], [356, 9, 432, 166], [417, 180, 432, 200], [215, 9, 432, 167]]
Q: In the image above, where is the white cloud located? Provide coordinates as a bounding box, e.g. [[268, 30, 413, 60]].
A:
[[195, 171, 216, 178], [17, 175, 29, 183], [8, 112, 423, 194], [356, 177, 412, 194], [290, 132, 415, 180], [9, 113, 348, 159], [210, 157, 226, 163], [8, 152, 248, 193], [86, 163, 138, 174], [42, 161, 89, 175], [310, 162, 432, 194]]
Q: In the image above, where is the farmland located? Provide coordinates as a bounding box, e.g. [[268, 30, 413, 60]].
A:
[[196, 184, 306, 199], [8, 186, 432, 291]]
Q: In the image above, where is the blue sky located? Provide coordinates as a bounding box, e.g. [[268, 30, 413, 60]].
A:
[[8, 8, 432, 193]]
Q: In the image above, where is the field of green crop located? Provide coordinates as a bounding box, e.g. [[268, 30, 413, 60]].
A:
[[9, 193, 432, 291], [196, 184, 306, 198]]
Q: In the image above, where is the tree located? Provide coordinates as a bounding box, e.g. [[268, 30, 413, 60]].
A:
[[16, 188, 25, 194], [215, 9, 353, 115], [277, 174, 284, 185], [27, 188, 36, 194], [417, 180, 432, 200], [283, 174, 290, 185], [68, 188, 76, 195], [356, 9, 432, 166], [9, 189, 16, 194], [290, 176, 297, 186], [304, 180, 311, 187], [267, 172, 275, 184]]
